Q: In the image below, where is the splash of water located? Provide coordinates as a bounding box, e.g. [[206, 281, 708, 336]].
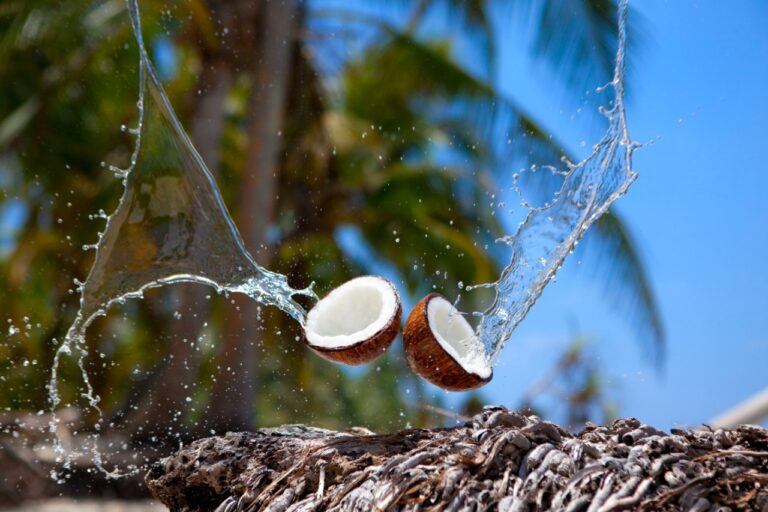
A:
[[471, 0, 639, 363], [47, 0, 638, 477], [48, 0, 315, 478]]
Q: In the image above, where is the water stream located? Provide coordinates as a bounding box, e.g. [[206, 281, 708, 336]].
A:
[[469, 0, 638, 364], [47, 0, 315, 478]]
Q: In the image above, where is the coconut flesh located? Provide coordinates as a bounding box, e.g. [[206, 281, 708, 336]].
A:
[[304, 276, 400, 364], [425, 296, 492, 380]]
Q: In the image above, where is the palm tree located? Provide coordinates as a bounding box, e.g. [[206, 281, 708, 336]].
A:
[[0, 0, 661, 436]]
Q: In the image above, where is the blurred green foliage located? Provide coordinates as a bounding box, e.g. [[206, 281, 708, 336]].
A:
[[0, 0, 658, 435]]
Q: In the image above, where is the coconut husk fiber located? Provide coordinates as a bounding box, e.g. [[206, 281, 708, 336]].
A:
[[145, 407, 768, 511]]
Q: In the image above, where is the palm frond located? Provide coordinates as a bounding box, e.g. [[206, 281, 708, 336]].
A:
[[341, 26, 567, 174], [413, 0, 496, 79], [341, 24, 663, 360], [587, 209, 665, 363], [511, 0, 642, 101]]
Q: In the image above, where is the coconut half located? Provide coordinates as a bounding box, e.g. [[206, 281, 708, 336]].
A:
[[403, 293, 492, 391], [304, 276, 402, 365]]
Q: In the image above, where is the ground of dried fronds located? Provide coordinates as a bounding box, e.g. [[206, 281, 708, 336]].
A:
[[146, 407, 768, 511]]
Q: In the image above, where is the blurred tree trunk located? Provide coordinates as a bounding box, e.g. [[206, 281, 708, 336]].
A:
[[121, 36, 234, 439], [120, 0, 298, 436], [207, 0, 299, 432]]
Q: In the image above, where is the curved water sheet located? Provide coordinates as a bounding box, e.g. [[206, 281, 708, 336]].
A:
[[469, 0, 639, 363], [48, 0, 315, 478]]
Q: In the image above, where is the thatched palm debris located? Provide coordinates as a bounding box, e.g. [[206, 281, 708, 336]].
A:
[[146, 407, 768, 511]]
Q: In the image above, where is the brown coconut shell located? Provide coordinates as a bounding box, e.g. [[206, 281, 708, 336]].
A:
[[403, 293, 492, 391], [304, 278, 402, 366]]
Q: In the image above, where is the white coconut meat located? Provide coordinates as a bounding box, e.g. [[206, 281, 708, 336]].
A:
[[426, 296, 492, 379], [305, 276, 399, 349]]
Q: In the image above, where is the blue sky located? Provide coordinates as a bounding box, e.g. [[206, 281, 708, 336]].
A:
[[118, 0, 768, 429], [473, 1, 768, 428]]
